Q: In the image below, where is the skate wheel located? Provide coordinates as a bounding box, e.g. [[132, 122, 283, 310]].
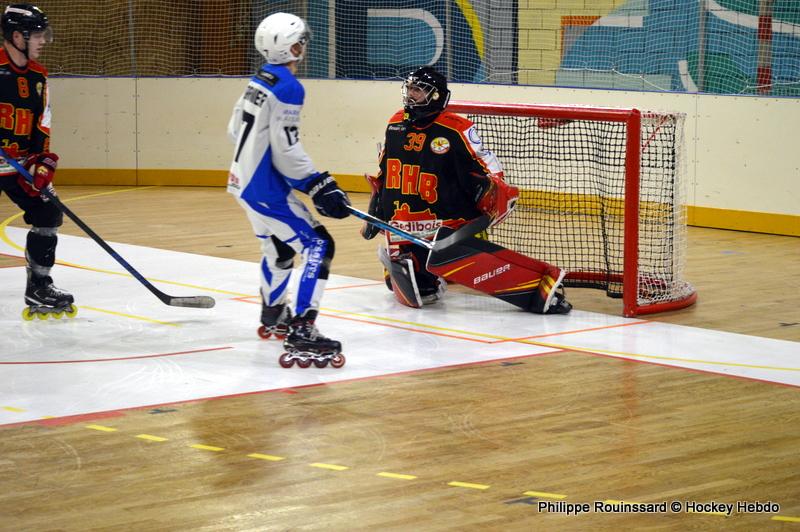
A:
[[52, 310, 64, 320], [37, 311, 49, 320], [22, 308, 35, 321], [296, 357, 313, 369], [278, 353, 294, 368], [65, 305, 78, 318], [313, 358, 329, 368], [257, 325, 272, 339], [330, 354, 346, 368]]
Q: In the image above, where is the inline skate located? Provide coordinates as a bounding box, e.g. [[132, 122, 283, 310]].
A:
[[257, 302, 291, 340], [22, 272, 77, 320], [279, 317, 345, 369]]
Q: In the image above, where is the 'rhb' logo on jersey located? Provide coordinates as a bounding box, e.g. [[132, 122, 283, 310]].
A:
[[384, 158, 438, 204], [0, 104, 34, 136]]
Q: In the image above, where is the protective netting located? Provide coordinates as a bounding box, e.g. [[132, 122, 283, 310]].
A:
[[458, 103, 694, 313], [34, 1, 799, 95], [556, 0, 800, 95], [38, 1, 272, 76]]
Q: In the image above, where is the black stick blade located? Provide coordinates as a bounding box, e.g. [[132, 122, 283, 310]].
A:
[[168, 296, 216, 308], [432, 215, 491, 252]]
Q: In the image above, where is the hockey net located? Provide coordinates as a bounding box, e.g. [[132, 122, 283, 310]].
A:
[[448, 101, 697, 317]]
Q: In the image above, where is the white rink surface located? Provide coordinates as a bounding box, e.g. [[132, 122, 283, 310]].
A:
[[0, 226, 798, 426]]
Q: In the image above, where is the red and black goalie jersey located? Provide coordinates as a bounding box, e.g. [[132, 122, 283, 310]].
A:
[[375, 109, 503, 240], [0, 48, 50, 176]]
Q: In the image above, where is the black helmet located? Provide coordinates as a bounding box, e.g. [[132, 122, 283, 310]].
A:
[[2, 4, 50, 42], [402, 66, 451, 126]]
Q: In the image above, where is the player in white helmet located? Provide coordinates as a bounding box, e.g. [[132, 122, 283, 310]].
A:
[[227, 12, 350, 368]]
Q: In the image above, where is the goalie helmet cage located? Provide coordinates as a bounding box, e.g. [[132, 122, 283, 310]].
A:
[[448, 100, 697, 317]]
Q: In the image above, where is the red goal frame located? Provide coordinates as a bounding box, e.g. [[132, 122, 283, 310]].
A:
[[448, 100, 697, 317]]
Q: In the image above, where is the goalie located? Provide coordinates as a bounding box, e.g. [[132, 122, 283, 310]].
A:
[[362, 66, 571, 314]]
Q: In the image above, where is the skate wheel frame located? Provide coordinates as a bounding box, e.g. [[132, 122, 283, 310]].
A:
[[278, 352, 346, 369], [22, 305, 78, 321], [257, 325, 287, 340]]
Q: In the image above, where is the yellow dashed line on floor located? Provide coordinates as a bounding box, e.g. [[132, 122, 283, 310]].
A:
[[687, 509, 728, 517], [448, 481, 490, 490], [135, 434, 168, 442], [310, 463, 349, 471], [525, 490, 567, 500], [68, 421, 796, 525], [377, 472, 417, 480], [190, 444, 224, 452], [248, 453, 285, 461], [2, 406, 25, 413], [85, 424, 118, 432], [772, 516, 800, 523]]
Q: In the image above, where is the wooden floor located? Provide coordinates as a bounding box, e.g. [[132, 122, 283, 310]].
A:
[[1, 186, 798, 530]]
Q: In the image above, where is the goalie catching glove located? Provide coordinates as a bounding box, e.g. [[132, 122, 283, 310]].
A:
[[18, 152, 59, 197], [307, 171, 351, 219], [475, 173, 518, 227]]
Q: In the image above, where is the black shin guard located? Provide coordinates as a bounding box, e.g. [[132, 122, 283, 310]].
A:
[[26, 229, 57, 273]]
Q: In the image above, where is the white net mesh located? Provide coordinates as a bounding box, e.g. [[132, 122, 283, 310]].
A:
[[35, 1, 799, 95], [453, 103, 694, 314]]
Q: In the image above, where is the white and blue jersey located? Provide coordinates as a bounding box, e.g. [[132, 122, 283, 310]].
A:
[[227, 64, 319, 200], [227, 64, 332, 319]]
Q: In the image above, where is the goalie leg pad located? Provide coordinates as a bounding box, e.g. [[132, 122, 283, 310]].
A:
[[427, 228, 570, 314], [378, 247, 423, 308]]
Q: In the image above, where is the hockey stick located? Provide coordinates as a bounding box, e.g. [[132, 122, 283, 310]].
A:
[[347, 205, 490, 252], [0, 148, 215, 309]]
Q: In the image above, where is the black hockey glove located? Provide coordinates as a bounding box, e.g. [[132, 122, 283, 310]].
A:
[[307, 172, 351, 219]]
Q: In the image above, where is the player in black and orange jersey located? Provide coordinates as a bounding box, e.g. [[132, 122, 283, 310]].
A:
[[362, 66, 571, 314], [0, 4, 72, 317]]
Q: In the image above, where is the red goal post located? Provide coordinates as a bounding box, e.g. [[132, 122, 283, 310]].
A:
[[448, 101, 697, 317]]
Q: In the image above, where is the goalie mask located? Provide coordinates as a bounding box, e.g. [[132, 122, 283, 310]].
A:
[[402, 66, 451, 126], [254, 12, 310, 65], [1, 4, 52, 45]]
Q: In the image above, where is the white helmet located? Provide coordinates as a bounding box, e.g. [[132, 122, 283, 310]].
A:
[[254, 12, 310, 65]]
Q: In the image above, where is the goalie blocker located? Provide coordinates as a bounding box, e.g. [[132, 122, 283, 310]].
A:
[[426, 227, 572, 314]]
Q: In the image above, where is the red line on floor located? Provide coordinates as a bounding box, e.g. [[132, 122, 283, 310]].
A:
[[0, 349, 567, 429], [230, 282, 384, 305], [37, 410, 126, 427], [0, 346, 233, 365], [325, 313, 494, 344], [490, 319, 652, 344], [231, 296, 258, 304], [580, 350, 800, 390]]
